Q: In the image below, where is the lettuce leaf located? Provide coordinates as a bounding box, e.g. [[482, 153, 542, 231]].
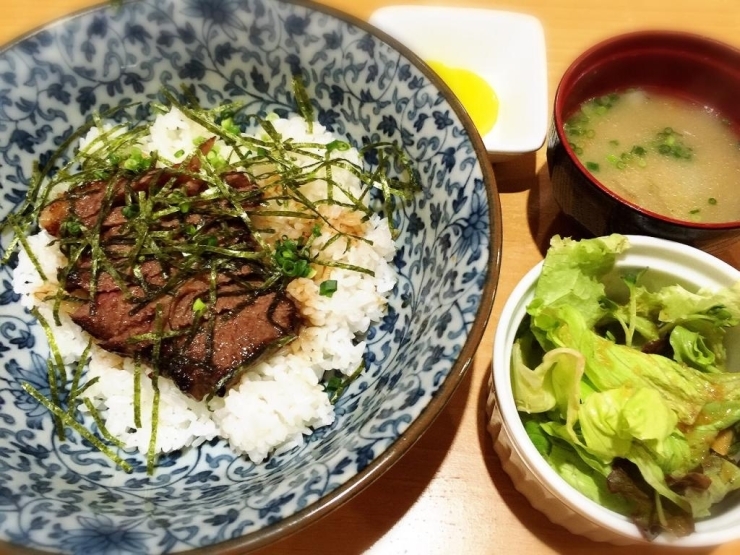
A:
[[513, 234, 740, 538], [579, 387, 678, 462], [526, 234, 629, 348], [670, 325, 718, 373], [512, 345, 583, 444]]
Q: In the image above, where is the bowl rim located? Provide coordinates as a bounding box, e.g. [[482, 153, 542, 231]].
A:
[[492, 234, 740, 547], [552, 29, 740, 230], [0, 0, 503, 553]]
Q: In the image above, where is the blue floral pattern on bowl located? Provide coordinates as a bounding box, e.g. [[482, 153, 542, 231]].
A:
[[0, 0, 500, 552]]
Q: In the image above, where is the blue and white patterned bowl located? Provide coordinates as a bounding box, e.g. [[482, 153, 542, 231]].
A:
[[0, 0, 501, 553]]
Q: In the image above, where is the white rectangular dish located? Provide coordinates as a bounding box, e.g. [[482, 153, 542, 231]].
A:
[[369, 5, 549, 161]]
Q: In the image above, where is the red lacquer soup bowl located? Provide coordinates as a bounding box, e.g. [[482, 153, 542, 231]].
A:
[[547, 31, 740, 251]]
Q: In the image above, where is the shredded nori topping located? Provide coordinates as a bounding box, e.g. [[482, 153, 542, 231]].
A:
[[1, 84, 420, 472]]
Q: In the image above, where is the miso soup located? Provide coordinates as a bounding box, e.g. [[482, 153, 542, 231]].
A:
[[565, 89, 740, 223]]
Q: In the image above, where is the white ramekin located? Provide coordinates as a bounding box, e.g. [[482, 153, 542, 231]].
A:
[[487, 235, 740, 547]]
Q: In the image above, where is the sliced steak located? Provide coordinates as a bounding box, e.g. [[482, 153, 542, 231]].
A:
[[39, 140, 260, 239], [160, 290, 299, 400], [70, 280, 299, 400], [65, 259, 168, 294], [42, 143, 303, 401], [70, 287, 159, 355]]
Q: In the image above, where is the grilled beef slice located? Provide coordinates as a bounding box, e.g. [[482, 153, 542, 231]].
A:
[[40, 146, 302, 400], [160, 289, 298, 399], [70, 278, 299, 400]]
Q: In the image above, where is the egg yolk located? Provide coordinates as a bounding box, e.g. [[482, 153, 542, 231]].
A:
[[427, 60, 499, 136]]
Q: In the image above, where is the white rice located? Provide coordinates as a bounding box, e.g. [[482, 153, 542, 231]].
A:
[[12, 109, 397, 463]]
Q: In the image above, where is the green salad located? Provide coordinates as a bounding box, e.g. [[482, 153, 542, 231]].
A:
[[513, 234, 740, 539]]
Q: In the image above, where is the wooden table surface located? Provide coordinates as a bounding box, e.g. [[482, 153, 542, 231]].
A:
[[3, 1, 740, 554]]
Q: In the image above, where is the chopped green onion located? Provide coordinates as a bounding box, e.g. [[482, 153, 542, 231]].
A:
[[654, 127, 693, 160], [220, 117, 241, 135], [206, 148, 227, 168], [327, 139, 351, 152], [60, 217, 82, 236], [274, 236, 314, 278], [122, 204, 139, 219], [122, 148, 152, 172], [319, 279, 338, 297], [585, 161, 600, 172]]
